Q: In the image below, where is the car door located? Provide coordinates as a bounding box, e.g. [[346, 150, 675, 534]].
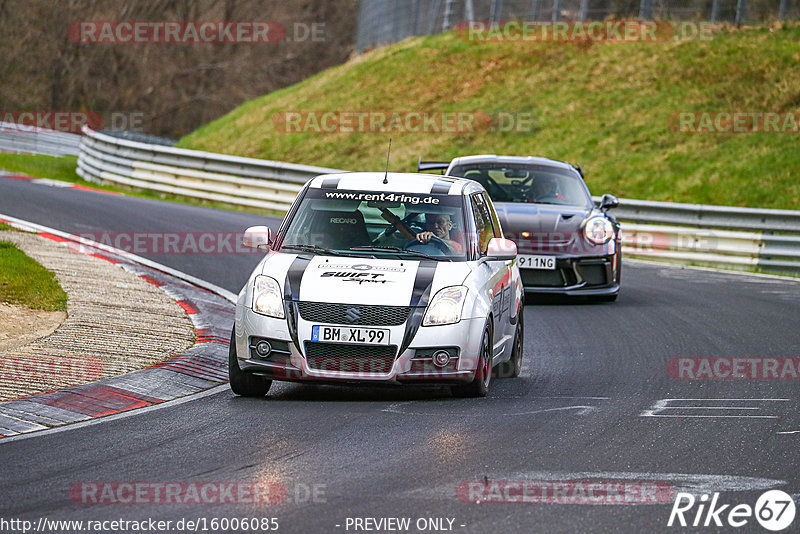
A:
[[470, 192, 511, 353]]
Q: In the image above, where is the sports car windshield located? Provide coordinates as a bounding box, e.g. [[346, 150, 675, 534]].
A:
[[449, 163, 592, 207], [280, 188, 468, 261]]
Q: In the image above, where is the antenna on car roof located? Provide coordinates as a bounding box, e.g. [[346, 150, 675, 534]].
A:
[[383, 138, 392, 184]]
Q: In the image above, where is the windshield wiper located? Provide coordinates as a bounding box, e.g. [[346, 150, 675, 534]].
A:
[[281, 244, 338, 256], [348, 246, 451, 261]]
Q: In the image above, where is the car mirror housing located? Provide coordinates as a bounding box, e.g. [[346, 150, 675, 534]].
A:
[[242, 226, 273, 249], [486, 237, 517, 261], [599, 194, 619, 211]]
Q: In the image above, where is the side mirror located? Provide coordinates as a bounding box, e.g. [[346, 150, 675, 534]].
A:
[[599, 194, 619, 211], [242, 226, 273, 249], [486, 237, 517, 261]]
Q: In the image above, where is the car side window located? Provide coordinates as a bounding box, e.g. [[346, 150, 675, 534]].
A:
[[482, 193, 502, 238], [470, 193, 495, 254]]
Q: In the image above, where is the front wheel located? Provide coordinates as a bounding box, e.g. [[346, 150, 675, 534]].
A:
[[229, 328, 272, 397], [451, 325, 493, 398]]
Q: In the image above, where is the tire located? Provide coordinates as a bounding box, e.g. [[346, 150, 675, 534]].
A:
[[451, 324, 493, 398], [228, 328, 272, 397], [496, 306, 523, 378]]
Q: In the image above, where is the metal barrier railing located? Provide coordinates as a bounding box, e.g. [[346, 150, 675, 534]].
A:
[[76, 126, 343, 211], [0, 122, 81, 157], [3, 124, 795, 277]]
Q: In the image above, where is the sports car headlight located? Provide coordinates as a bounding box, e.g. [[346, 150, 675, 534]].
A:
[[252, 275, 284, 318], [423, 286, 468, 326], [584, 217, 614, 245]]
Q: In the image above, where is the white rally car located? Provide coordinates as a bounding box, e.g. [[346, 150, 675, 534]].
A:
[[230, 172, 524, 397]]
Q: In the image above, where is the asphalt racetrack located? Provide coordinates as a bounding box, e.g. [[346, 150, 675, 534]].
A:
[[1, 178, 798, 533]]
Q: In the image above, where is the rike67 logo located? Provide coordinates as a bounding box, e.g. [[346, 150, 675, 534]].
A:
[[668, 490, 796, 531]]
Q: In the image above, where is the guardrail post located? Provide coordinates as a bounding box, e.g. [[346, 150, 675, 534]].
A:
[[551, 0, 562, 21], [579, 0, 589, 20], [778, 0, 788, 19], [639, 0, 653, 20], [735, 0, 747, 26]]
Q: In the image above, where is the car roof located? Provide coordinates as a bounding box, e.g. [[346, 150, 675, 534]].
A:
[[447, 154, 578, 173], [307, 171, 484, 196]]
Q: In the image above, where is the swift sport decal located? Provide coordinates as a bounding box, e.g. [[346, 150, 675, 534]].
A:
[[321, 271, 393, 284], [299, 257, 418, 305]]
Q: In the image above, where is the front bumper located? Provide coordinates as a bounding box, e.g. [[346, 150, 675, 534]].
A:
[[518, 253, 619, 296], [234, 305, 486, 385]]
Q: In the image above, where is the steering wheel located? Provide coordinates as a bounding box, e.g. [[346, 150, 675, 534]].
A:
[[404, 236, 452, 255]]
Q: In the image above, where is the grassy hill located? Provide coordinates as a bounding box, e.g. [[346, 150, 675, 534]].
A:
[[179, 23, 800, 209]]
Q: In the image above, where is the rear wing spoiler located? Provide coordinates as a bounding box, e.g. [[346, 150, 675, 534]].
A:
[[417, 157, 450, 174]]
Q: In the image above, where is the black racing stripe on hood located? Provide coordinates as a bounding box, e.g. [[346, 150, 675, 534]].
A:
[[283, 256, 311, 350], [321, 177, 341, 189], [400, 261, 438, 354], [430, 181, 452, 195]]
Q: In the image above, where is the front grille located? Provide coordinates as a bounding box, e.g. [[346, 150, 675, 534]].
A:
[[577, 263, 608, 286], [297, 301, 411, 326], [304, 342, 398, 374], [521, 267, 575, 287]]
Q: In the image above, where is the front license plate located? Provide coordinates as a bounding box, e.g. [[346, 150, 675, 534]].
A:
[[311, 325, 390, 345], [518, 255, 556, 270]]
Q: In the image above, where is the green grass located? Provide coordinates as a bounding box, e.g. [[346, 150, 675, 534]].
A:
[[0, 241, 68, 311], [0, 153, 80, 182], [0, 153, 285, 217], [178, 22, 800, 210]]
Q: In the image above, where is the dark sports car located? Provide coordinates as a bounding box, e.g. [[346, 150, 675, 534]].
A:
[[420, 155, 621, 301]]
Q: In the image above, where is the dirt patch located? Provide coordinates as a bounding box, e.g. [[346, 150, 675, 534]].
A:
[[0, 230, 196, 401], [0, 302, 66, 353]]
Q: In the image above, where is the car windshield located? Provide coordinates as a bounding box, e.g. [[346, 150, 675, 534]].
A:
[[280, 188, 468, 261], [449, 163, 592, 207]]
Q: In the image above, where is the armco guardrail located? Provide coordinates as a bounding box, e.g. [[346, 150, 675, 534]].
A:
[[0, 122, 81, 157], [76, 126, 344, 211], [74, 126, 799, 277], [602, 197, 800, 233], [602, 208, 800, 277]]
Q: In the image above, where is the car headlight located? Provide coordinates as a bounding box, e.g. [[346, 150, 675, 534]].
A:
[[423, 286, 468, 326], [584, 216, 614, 245], [252, 275, 284, 318]]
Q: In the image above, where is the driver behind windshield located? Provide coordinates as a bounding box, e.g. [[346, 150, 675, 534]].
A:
[[531, 175, 565, 202], [415, 213, 464, 253]]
